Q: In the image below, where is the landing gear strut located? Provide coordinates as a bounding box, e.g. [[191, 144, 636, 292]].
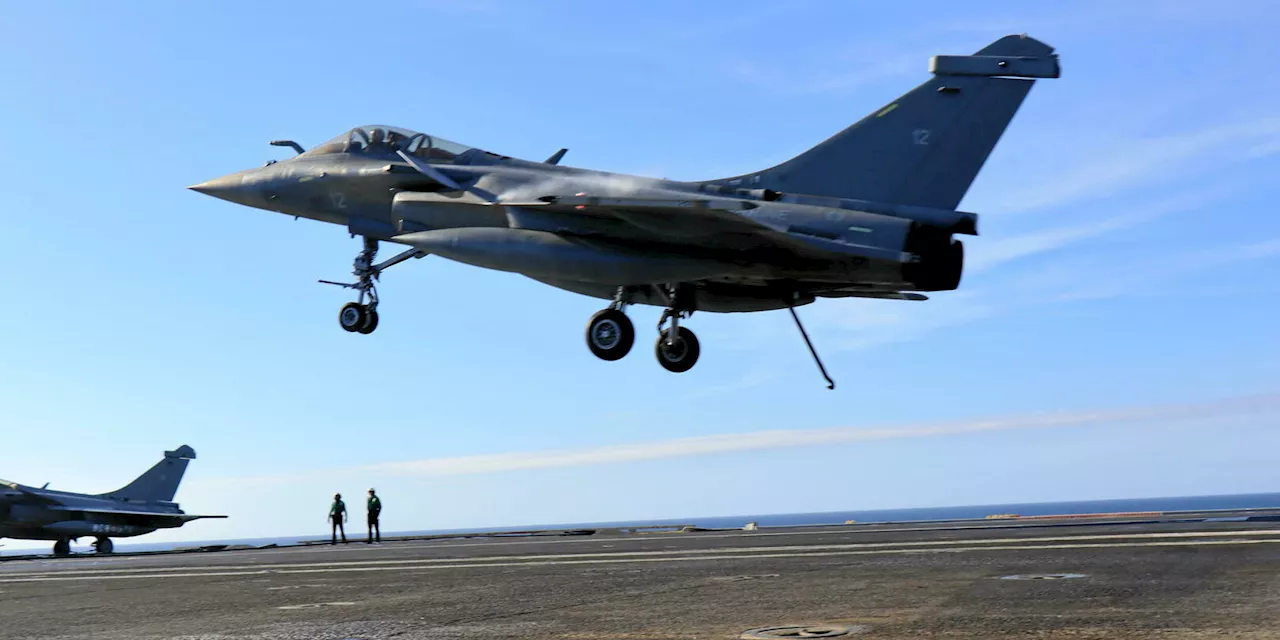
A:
[[320, 237, 427, 335], [94, 537, 114, 554], [655, 321, 700, 373], [660, 284, 701, 371], [652, 283, 700, 373]]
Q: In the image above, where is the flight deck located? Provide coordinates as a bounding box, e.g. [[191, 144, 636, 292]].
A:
[[2, 510, 1279, 639]]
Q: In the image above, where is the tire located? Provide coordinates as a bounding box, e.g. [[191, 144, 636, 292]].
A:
[[357, 308, 379, 334], [339, 302, 366, 332], [95, 537, 114, 554], [585, 309, 634, 361], [655, 326, 700, 373]]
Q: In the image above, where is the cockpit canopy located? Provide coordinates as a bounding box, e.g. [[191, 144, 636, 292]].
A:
[[299, 125, 479, 163]]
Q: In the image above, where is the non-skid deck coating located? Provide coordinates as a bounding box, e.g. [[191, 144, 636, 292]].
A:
[[2, 517, 1279, 639]]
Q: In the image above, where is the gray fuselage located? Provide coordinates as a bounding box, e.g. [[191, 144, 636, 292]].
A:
[[192, 130, 960, 312]]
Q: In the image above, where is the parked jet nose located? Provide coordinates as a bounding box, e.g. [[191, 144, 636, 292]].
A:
[[188, 169, 267, 209]]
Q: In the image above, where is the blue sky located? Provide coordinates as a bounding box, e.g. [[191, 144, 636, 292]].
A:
[[1, 0, 1279, 548]]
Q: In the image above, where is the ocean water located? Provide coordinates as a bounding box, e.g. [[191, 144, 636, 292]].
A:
[[22, 492, 1280, 555]]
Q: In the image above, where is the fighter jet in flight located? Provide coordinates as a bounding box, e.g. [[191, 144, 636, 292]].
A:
[[191, 34, 1060, 388], [0, 445, 225, 556]]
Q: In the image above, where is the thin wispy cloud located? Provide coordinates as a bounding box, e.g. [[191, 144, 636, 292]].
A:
[[723, 38, 969, 97], [809, 291, 996, 352], [805, 232, 1280, 352], [1245, 140, 1280, 160], [1137, 0, 1280, 23], [216, 392, 1280, 486], [661, 1, 824, 43], [1054, 237, 1280, 302], [686, 368, 783, 398], [982, 117, 1280, 216], [715, 2, 1261, 101], [1111, 284, 1280, 301], [415, 0, 502, 13], [966, 185, 1236, 274]]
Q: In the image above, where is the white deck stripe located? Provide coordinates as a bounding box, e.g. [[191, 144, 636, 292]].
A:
[[0, 538, 1274, 584], [2, 530, 1277, 582]]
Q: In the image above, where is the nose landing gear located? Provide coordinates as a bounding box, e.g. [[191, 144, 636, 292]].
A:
[[339, 302, 378, 334], [321, 236, 427, 335]]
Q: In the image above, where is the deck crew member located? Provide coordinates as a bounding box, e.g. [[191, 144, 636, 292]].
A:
[[329, 493, 348, 544], [367, 488, 382, 544]]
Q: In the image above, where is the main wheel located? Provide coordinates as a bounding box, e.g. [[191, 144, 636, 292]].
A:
[[339, 302, 366, 332], [357, 308, 379, 334], [655, 326, 700, 373], [52, 539, 70, 556], [94, 537, 114, 554], [585, 309, 634, 361]]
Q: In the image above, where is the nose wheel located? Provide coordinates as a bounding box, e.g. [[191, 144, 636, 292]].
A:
[[339, 302, 379, 334]]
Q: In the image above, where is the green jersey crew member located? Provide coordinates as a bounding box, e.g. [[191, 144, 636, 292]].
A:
[[367, 488, 382, 543], [329, 493, 347, 544]]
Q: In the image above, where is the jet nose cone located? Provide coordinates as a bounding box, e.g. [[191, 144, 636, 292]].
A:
[[188, 174, 243, 199], [188, 170, 268, 208]]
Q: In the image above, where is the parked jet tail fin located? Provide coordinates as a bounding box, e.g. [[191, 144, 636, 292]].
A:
[[97, 445, 197, 503], [701, 34, 1060, 211]]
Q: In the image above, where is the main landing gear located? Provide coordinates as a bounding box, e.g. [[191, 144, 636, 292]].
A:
[[585, 284, 701, 373], [320, 237, 427, 335], [50, 537, 113, 556], [654, 308, 700, 374], [584, 286, 838, 389]]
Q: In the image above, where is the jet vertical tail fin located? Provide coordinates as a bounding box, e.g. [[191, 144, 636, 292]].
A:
[[702, 34, 1060, 210], [97, 445, 197, 503]]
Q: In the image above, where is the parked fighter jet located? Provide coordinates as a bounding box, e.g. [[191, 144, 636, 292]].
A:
[[0, 445, 225, 556], [191, 34, 1060, 388]]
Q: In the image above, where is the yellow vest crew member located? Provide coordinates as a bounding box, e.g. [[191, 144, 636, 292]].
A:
[[367, 488, 382, 544], [329, 493, 347, 544]]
